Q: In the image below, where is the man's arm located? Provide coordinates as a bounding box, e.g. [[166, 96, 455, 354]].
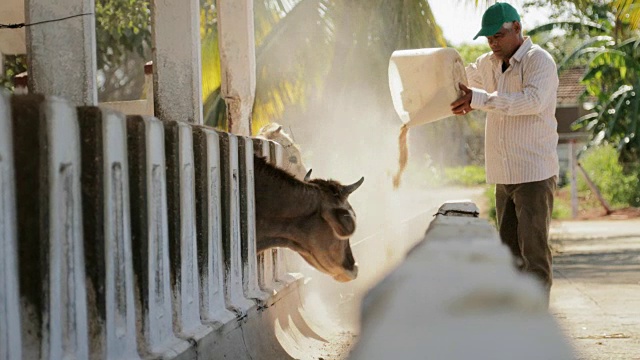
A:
[[470, 52, 558, 116]]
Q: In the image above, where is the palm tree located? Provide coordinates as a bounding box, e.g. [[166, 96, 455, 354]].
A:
[[200, 0, 446, 134], [526, 0, 640, 164]]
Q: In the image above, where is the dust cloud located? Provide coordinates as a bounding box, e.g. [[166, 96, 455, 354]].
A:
[[268, 67, 475, 348]]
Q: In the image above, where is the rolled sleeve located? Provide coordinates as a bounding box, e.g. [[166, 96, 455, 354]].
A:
[[471, 88, 488, 110]]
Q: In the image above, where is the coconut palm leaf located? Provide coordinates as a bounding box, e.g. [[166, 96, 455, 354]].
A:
[[613, 0, 640, 30], [202, 0, 446, 133], [526, 21, 606, 37]]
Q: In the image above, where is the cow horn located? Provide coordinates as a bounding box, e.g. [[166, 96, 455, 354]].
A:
[[342, 177, 364, 196], [304, 169, 313, 182]]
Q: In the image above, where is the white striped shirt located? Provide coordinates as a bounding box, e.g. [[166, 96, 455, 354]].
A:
[[467, 37, 559, 184]]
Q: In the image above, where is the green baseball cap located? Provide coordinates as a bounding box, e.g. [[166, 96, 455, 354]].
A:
[[473, 2, 521, 40]]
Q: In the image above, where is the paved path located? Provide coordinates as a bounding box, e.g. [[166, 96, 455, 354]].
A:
[[550, 219, 640, 360]]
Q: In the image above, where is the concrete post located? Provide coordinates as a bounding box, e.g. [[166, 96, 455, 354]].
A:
[[251, 139, 277, 294], [25, 0, 98, 105], [218, 132, 255, 314], [568, 140, 578, 219], [270, 142, 298, 286], [150, 0, 203, 124], [126, 115, 190, 357], [238, 137, 270, 303], [216, 0, 255, 135], [11, 95, 89, 359], [163, 121, 212, 341], [0, 92, 22, 360], [76, 107, 140, 359], [192, 127, 237, 326]]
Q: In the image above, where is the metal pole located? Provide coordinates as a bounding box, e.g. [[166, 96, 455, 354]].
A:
[[569, 140, 578, 219]]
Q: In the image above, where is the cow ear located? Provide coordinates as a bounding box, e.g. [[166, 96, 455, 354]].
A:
[[323, 208, 356, 239]]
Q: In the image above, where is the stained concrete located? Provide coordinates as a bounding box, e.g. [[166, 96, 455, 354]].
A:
[[217, 131, 255, 314], [11, 94, 89, 359], [192, 126, 237, 327], [0, 92, 22, 360], [126, 115, 192, 358], [77, 106, 140, 359], [164, 120, 213, 343]]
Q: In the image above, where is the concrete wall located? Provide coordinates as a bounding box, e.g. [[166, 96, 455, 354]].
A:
[[350, 201, 575, 360], [0, 92, 305, 359]]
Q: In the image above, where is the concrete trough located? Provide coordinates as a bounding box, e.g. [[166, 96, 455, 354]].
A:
[[350, 201, 575, 360]]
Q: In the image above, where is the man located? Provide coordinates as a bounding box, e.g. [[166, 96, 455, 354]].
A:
[[450, 2, 559, 304]]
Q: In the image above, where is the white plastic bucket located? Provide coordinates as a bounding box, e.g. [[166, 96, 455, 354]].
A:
[[388, 47, 468, 127]]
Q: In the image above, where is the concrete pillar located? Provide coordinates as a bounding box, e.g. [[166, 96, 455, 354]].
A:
[[151, 0, 203, 124], [216, 0, 255, 135], [163, 121, 212, 341], [10, 95, 88, 359], [192, 127, 237, 326], [126, 115, 190, 357], [251, 139, 277, 294], [25, 0, 98, 105], [76, 107, 140, 359], [0, 93, 22, 360], [218, 132, 255, 314], [238, 137, 270, 303]]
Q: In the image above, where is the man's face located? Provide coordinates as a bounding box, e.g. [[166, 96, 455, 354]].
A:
[[486, 22, 521, 61]]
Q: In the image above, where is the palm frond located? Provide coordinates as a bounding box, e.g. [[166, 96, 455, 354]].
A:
[[527, 21, 606, 36]]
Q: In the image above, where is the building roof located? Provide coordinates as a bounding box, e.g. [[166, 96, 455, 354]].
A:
[[557, 67, 587, 105]]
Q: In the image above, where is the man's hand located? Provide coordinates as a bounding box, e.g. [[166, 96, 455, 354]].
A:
[[451, 83, 473, 116]]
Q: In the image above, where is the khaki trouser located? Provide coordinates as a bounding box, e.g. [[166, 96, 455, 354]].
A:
[[495, 176, 556, 302]]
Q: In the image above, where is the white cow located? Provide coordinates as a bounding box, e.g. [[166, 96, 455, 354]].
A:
[[256, 122, 308, 180]]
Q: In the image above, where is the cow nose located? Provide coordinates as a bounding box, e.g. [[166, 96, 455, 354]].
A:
[[343, 248, 356, 270], [350, 263, 359, 278], [337, 263, 358, 282]]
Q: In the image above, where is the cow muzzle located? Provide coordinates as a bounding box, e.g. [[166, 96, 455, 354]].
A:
[[333, 263, 358, 282]]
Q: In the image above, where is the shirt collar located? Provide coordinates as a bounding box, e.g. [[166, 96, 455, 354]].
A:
[[489, 37, 532, 64]]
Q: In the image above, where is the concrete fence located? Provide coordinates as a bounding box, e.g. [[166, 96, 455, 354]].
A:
[[0, 92, 301, 360]]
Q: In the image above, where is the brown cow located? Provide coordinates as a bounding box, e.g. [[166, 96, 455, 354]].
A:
[[253, 155, 363, 282]]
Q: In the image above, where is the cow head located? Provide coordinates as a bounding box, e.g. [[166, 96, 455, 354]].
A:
[[297, 171, 364, 282]]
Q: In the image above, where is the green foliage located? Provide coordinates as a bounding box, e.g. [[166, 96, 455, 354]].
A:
[[552, 199, 572, 219], [443, 165, 486, 186], [95, 0, 151, 69], [1, 55, 27, 92], [483, 185, 497, 225], [527, 0, 640, 165], [455, 44, 491, 64], [578, 144, 640, 206], [202, 0, 448, 131]]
